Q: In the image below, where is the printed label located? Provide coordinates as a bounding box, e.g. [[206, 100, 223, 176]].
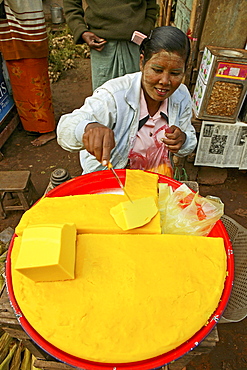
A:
[[216, 62, 247, 80]]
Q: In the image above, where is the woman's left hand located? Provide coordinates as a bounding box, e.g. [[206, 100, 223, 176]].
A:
[[161, 125, 186, 153]]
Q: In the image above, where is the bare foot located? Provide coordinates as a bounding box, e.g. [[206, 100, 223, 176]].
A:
[[31, 131, 56, 147]]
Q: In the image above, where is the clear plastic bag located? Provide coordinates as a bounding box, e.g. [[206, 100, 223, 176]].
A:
[[161, 183, 224, 236], [158, 183, 173, 226]]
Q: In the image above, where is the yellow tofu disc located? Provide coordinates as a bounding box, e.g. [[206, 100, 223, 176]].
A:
[[11, 233, 226, 363], [15, 223, 76, 282], [110, 196, 158, 230]]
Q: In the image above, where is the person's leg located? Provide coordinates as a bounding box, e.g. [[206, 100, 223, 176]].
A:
[[90, 41, 140, 90], [30, 132, 56, 146], [6, 58, 56, 146]]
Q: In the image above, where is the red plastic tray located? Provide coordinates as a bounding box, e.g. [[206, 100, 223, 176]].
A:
[[6, 170, 234, 370]]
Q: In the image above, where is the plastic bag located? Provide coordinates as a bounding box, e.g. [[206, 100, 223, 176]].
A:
[[129, 126, 173, 177], [158, 183, 173, 226], [161, 183, 224, 236]]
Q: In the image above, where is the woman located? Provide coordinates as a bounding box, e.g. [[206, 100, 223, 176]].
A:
[[0, 0, 56, 146], [57, 26, 197, 176]]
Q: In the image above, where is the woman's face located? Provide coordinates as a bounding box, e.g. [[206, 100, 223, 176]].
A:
[[140, 50, 186, 104]]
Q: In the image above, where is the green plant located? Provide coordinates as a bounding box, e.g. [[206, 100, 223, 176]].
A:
[[47, 26, 90, 83]]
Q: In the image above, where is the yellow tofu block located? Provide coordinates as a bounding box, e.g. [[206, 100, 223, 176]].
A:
[[15, 194, 161, 236], [11, 233, 227, 363], [125, 169, 159, 199], [15, 223, 77, 282], [110, 196, 158, 230]]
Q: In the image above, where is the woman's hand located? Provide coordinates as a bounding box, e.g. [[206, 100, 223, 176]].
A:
[[161, 125, 186, 153], [82, 32, 107, 51], [83, 122, 115, 165]]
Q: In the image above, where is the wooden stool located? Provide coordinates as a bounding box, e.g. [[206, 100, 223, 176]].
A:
[[0, 171, 38, 219]]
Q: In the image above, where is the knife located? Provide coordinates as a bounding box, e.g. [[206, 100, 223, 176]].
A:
[[107, 163, 133, 203]]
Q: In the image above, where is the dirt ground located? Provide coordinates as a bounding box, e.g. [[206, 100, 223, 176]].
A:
[[1, 57, 247, 370]]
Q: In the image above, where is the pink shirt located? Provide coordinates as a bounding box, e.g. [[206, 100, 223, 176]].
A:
[[128, 89, 173, 176], [131, 89, 169, 156]]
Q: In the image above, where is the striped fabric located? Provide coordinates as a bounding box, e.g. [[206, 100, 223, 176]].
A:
[[0, 0, 48, 60]]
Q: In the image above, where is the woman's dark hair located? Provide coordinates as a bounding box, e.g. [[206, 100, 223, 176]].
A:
[[140, 26, 191, 66]]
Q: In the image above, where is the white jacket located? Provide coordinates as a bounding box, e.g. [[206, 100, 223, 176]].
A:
[[57, 72, 197, 174]]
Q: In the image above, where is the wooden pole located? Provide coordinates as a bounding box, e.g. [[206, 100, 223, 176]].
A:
[[188, 0, 198, 35], [184, 0, 207, 89], [158, 0, 164, 27], [165, 0, 173, 26]]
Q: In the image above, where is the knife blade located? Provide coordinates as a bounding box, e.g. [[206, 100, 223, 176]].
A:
[[107, 163, 133, 203]]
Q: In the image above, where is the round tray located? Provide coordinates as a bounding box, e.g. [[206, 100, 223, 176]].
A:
[[6, 170, 234, 370]]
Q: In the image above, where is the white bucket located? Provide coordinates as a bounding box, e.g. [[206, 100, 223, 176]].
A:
[[50, 3, 64, 24]]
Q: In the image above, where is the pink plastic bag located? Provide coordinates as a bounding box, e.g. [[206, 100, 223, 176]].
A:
[[129, 126, 174, 177]]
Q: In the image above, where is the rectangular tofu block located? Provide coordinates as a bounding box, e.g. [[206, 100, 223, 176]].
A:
[[15, 223, 77, 282], [15, 170, 160, 236], [125, 170, 159, 199], [15, 194, 161, 236]]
